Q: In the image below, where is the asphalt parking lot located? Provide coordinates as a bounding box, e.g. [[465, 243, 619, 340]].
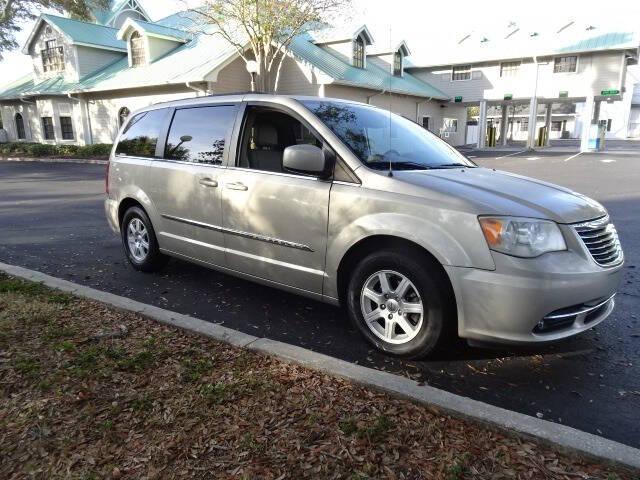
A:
[[0, 152, 638, 448]]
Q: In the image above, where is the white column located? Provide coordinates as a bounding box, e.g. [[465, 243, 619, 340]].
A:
[[544, 103, 552, 146], [500, 104, 508, 146], [477, 100, 487, 148], [580, 96, 595, 152], [526, 97, 538, 149]]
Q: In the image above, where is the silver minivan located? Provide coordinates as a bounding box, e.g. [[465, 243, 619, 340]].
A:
[[105, 94, 624, 358]]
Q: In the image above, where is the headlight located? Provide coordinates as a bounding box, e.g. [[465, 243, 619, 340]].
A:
[[478, 216, 566, 258]]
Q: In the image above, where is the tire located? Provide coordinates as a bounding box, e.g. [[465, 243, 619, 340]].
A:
[[346, 249, 454, 359], [120, 206, 169, 273]]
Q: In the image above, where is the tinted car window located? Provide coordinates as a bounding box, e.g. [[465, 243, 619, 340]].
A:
[[164, 105, 237, 165], [301, 100, 475, 171], [115, 109, 166, 158]]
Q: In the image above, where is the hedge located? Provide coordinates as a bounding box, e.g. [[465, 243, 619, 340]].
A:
[[0, 142, 113, 159]]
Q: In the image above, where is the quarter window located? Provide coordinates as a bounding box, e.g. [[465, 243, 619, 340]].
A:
[[353, 35, 365, 69], [15, 113, 26, 139], [130, 32, 146, 67], [452, 65, 472, 81], [42, 117, 55, 140], [500, 61, 520, 77], [164, 105, 237, 164], [554, 56, 577, 73], [115, 109, 166, 157], [60, 116, 74, 140]]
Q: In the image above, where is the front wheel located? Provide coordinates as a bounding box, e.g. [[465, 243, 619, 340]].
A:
[[121, 206, 168, 272], [346, 250, 453, 359]]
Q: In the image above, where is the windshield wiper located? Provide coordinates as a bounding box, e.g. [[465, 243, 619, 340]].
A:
[[430, 163, 473, 169], [367, 161, 433, 171]]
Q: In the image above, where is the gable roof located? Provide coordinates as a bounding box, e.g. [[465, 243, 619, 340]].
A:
[[92, 0, 150, 27], [2, 13, 446, 101], [22, 14, 127, 54], [289, 31, 446, 99], [309, 24, 374, 45], [117, 18, 191, 42]]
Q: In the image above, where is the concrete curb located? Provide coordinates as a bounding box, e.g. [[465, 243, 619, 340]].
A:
[[1, 157, 108, 165], [1, 261, 639, 471]]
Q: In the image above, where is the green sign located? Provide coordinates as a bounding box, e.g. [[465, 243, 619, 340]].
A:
[[454, 96, 463, 103], [559, 91, 569, 98], [601, 89, 620, 96], [504, 94, 513, 100]]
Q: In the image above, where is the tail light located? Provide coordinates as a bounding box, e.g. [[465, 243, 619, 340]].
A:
[[105, 161, 110, 195]]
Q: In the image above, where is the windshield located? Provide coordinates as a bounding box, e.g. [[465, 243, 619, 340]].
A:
[[301, 100, 476, 171]]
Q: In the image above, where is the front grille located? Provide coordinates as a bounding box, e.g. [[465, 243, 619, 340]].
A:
[[572, 216, 623, 267]]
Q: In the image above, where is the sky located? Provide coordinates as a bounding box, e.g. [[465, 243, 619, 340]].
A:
[[1, 0, 639, 84]]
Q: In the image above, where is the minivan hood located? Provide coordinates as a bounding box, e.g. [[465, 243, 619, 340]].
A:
[[394, 167, 606, 224]]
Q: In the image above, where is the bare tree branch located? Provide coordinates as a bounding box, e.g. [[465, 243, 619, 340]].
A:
[[189, 0, 352, 92]]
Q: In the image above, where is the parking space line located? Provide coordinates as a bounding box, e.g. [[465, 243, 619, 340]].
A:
[[564, 152, 582, 162], [495, 150, 528, 160]]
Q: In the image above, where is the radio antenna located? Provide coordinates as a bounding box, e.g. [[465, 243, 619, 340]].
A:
[[387, 24, 393, 177]]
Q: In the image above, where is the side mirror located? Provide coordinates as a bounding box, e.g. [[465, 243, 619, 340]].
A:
[[283, 144, 330, 177]]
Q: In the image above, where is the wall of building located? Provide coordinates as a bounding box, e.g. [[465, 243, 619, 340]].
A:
[[76, 46, 125, 79], [85, 85, 197, 143], [411, 51, 626, 103], [28, 21, 79, 82], [146, 37, 182, 62]]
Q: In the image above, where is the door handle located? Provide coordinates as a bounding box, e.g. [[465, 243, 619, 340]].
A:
[[226, 181, 248, 191], [198, 178, 218, 188]]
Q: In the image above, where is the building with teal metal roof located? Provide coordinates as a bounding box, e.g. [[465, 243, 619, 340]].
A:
[[0, 2, 467, 147]]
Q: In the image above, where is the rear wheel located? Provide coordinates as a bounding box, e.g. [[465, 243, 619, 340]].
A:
[[121, 206, 168, 272], [346, 250, 453, 359]]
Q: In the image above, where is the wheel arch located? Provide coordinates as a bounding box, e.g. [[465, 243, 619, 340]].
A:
[[335, 235, 458, 318], [118, 197, 146, 226]]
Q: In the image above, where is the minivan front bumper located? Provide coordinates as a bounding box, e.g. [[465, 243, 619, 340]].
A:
[[445, 249, 623, 344]]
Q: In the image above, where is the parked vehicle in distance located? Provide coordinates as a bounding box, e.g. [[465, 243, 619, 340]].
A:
[[105, 94, 624, 358]]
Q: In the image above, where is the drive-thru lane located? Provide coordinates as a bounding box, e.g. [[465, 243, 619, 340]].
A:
[[1, 154, 638, 447]]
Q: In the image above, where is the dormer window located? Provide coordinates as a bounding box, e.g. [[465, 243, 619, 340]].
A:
[[41, 38, 64, 73], [393, 51, 403, 76], [353, 35, 365, 69], [130, 31, 146, 67]]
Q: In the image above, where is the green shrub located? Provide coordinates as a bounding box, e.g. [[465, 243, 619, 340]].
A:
[[0, 142, 112, 158], [26, 143, 58, 156]]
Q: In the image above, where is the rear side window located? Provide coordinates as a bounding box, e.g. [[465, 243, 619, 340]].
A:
[[116, 109, 166, 158], [164, 105, 237, 164]]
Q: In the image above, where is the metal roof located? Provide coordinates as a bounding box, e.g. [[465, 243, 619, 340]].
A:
[[1, 14, 446, 101], [289, 32, 447, 99], [408, 26, 640, 68], [118, 18, 192, 42], [40, 14, 126, 51]]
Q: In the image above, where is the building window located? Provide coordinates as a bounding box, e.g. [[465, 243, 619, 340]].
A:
[[130, 31, 146, 67], [452, 65, 472, 81], [42, 117, 55, 140], [554, 56, 577, 73], [41, 39, 65, 73], [15, 113, 26, 139], [60, 117, 74, 140], [118, 107, 131, 128], [353, 35, 365, 69], [443, 118, 458, 133], [500, 61, 520, 77], [422, 116, 430, 130], [393, 51, 403, 76], [606, 119, 612, 132]]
